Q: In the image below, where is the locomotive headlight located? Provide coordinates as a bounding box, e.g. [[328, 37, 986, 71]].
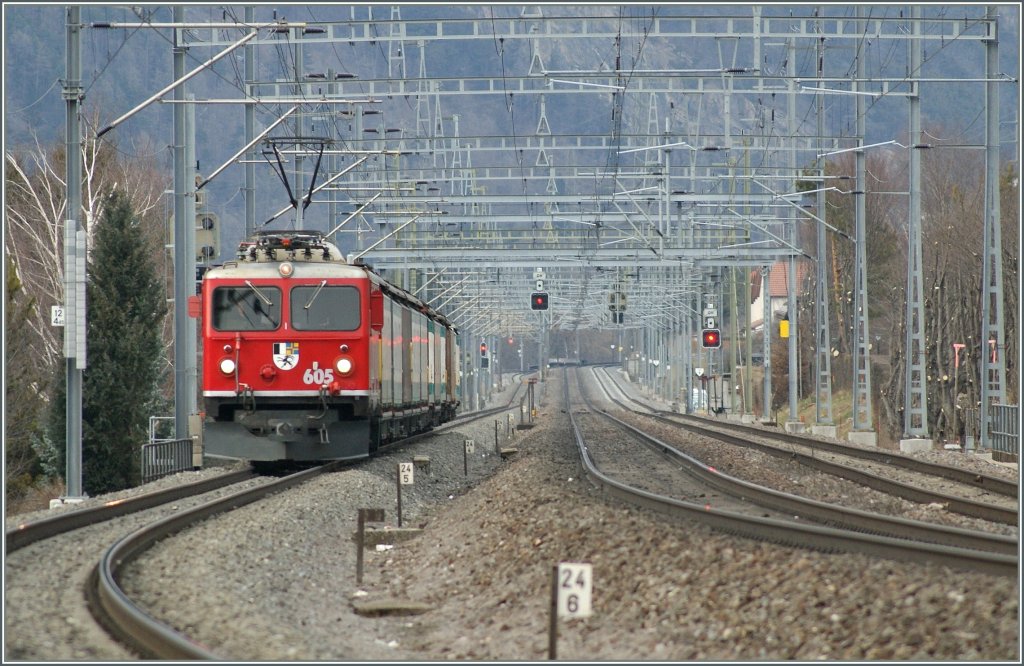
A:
[[219, 358, 236, 375], [335, 357, 354, 376], [278, 261, 294, 277]]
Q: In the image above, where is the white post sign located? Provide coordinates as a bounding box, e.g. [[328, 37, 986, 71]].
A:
[[51, 305, 65, 327], [464, 438, 475, 454], [556, 562, 592, 618], [399, 462, 414, 485]]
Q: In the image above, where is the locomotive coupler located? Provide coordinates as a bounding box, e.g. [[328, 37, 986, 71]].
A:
[[240, 384, 256, 413], [312, 385, 331, 418]]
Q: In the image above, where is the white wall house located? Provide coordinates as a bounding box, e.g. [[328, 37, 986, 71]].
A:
[[749, 260, 811, 333]]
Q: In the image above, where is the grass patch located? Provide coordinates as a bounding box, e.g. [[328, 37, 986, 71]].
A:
[[5, 478, 65, 517]]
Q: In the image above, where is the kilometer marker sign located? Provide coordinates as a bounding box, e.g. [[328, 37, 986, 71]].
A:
[[548, 562, 593, 659], [556, 562, 593, 617]]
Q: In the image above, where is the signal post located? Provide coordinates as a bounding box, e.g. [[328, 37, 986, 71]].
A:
[[700, 294, 728, 415], [530, 268, 549, 381]]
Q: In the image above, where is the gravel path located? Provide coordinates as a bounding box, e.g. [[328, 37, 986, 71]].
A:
[[4, 371, 1019, 661]]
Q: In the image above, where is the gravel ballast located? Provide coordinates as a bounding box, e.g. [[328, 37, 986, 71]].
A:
[[4, 372, 1020, 661]]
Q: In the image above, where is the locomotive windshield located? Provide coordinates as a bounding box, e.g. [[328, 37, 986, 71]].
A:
[[211, 286, 281, 331], [291, 285, 361, 331]]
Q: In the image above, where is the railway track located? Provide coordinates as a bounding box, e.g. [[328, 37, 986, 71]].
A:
[[87, 462, 341, 659], [5, 468, 257, 555], [17, 385, 528, 660], [567, 367, 1017, 577], [5, 375, 527, 557], [596, 367, 1018, 526]]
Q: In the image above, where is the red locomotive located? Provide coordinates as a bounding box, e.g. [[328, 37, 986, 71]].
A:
[[197, 230, 461, 462]]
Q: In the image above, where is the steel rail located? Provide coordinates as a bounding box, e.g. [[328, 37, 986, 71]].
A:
[[680, 413, 1018, 498], [597, 369, 1018, 526], [434, 374, 527, 432], [85, 378, 528, 659], [5, 468, 256, 554], [569, 368, 1016, 577], [586, 370, 1017, 557], [662, 412, 1016, 526], [6, 377, 525, 556], [587, 368, 1017, 555], [89, 463, 337, 659], [601, 367, 1018, 498]]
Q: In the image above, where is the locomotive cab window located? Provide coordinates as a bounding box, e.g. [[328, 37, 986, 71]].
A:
[[211, 286, 281, 331], [291, 284, 361, 331]]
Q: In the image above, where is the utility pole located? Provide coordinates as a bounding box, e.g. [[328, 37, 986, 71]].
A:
[[62, 5, 86, 501], [785, 36, 802, 433], [185, 97, 198, 420], [742, 140, 753, 419], [243, 5, 256, 236], [761, 264, 772, 424], [293, 24, 305, 230], [172, 5, 194, 441]]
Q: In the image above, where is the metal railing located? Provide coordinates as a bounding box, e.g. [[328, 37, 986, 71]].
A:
[[140, 438, 195, 484], [988, 404, 1019, 458], [960, 405, 1018, 459], [141, 416, 195, 484]]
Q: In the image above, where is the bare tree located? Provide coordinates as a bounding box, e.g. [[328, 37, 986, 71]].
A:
[[4, 119, 167, 370], [5, 133, 68, 363], [787, 151, 906, 437], [876, 132, 1019, 444], [998, 163, 1019, 404], [5, 120, 174, 490]]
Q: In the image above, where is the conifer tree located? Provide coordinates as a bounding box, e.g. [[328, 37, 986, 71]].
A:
[[77, 189, 167, 493], [5, 253, 47, 498]]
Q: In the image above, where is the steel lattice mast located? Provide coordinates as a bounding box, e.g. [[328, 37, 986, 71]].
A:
[[75, 6, 1011, 443], [849, 4, 876, 445], [980, 4, 1007, 449], [902, 6, 929, 442], [812, 10, 834, 432]]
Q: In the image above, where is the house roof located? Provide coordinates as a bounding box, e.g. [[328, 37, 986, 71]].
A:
[[750, 260, 811, 303]]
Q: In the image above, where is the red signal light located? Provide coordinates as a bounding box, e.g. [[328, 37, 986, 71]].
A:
[[530, 292, 549, 310], [701, 329, 721, 348]]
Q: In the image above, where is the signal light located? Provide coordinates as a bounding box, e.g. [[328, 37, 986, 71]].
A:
[[531, 292, 549, 310], [480, 342, 488, 356], [195, 212, 220, 262], [701, 328, 722, 348]]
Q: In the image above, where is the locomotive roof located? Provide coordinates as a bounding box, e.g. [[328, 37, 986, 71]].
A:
[[203, 231, 457, 332], [236, 229, 347, 264], [204, 260, 368, 280]]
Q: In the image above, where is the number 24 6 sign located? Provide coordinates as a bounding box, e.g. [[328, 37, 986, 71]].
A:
[[556, 562, 592, 618]]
